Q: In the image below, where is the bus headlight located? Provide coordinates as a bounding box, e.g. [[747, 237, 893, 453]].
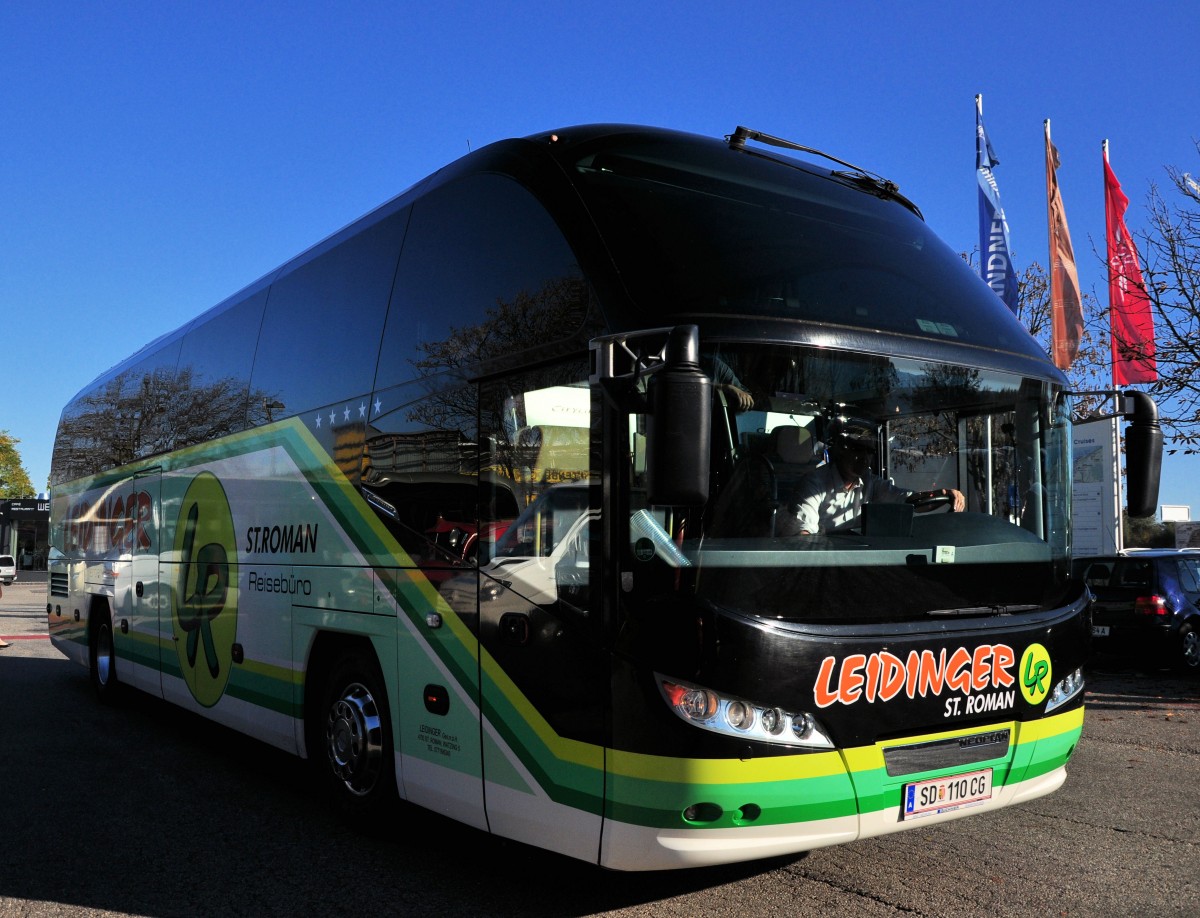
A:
[[1044, 667, 1085, 713], [658, 675, 834, 749]]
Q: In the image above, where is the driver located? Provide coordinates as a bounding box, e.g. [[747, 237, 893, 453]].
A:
[[792, 415, 965, 535]]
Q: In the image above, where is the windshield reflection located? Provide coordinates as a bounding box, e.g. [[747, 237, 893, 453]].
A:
[[629, 344, 1071, 624]]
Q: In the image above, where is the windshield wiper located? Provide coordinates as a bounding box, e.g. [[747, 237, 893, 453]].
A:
[[926, 604, 1040, 617], [726, 125, 923, 217]]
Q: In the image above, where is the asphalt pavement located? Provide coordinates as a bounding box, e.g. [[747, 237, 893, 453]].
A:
[[1, 575, 1197, 917]]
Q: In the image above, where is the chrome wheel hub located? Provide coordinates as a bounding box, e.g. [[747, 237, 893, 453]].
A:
[[95, 624, 114, 686], [325, 681, 383, 796]]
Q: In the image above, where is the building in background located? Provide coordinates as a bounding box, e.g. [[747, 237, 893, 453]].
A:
[[0, 498, 50, 572]]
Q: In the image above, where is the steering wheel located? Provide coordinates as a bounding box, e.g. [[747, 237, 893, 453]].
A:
[[907, 490, 954, 513]]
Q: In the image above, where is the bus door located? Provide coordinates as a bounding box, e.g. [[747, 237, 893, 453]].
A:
[[128, 468, 162, 696], [474, 375, 607, 863]]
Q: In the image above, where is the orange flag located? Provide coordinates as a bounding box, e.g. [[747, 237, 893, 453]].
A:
[[1045, 120, 1083, 370]]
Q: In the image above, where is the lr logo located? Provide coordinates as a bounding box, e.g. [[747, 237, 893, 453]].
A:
[[1019, 643, 1052, 707], [173, 472, 238, 707]]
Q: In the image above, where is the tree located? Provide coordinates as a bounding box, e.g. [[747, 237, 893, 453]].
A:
[[1123, 511, 1174, 548], [1120, 142, 1200, 454], [0, 431, 36, 497], [964, 255, 1109, 392]]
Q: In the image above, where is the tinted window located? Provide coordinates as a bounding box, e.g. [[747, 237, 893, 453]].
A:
[[571, 137, 1047, 362], [361, 374, 502, 571], [130, 339, 185, 461], [374, 174, 595, 391], [1082, 561, 1113, 587], [250, 207, 408, 419], [1175, 558, 1200, 592], [51, 336, 184, 483], [1116, 560, 1152, 588], [359, 175, 598, 569], [173, 286, 270, 447]]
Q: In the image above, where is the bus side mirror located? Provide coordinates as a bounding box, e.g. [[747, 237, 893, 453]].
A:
[[645, 326, 711, 506], [1122, 390, 1162, 519]]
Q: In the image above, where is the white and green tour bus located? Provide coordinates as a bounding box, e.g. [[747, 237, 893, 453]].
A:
[[48, 124, 1161, 870]]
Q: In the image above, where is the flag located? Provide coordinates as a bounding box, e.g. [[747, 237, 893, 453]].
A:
[[1104, 143, 1157, 385], [976, 96, 1018, 312], [1045, 120, 1083, 371]]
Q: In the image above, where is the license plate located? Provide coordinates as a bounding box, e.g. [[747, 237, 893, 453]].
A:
[[903, 768, 993, 820], [1092, 625, 1111, 637]]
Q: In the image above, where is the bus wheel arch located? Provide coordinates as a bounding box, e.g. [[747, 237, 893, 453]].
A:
[[87, 597, 120, 704], [304, 634, 397, 816]]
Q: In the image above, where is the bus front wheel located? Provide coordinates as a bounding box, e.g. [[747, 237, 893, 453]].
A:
[[311, 648, 396, 816]]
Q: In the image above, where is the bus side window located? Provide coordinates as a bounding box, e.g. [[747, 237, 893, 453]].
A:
[[251, 208, 407, 422], [373, 174, 597, 394]]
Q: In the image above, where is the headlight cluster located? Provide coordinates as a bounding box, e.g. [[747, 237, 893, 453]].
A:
[[1044, 667, 1085, 713], [658, 675, 834, 749]]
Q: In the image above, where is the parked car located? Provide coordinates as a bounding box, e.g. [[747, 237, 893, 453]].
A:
[[1074, 549, 1200, 672], [0, 554, 15, 584]]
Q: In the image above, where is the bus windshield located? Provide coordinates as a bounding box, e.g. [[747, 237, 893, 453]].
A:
[[572, 135, 1049, 363], [629, 343, 1072, 625]]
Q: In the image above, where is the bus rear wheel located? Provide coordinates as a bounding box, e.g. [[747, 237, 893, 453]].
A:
[[89, 606, 120, 704], [311, 648, 396, 815]]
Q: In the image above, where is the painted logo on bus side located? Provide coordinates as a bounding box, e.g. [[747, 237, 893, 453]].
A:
[[64, 487, 154, 555], [173, 472, 238, 708]]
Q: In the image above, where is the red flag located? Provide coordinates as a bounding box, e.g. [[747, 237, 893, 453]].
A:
[[1104, 144, 1157, 385], [1045, 121, 1083, 371]]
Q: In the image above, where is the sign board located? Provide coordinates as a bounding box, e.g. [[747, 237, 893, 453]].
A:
[[1176, 522, 1200, 549], [0, 499, 51, 521], [1161, 504, 1191, 522], [1071, 418, 1121, 557]]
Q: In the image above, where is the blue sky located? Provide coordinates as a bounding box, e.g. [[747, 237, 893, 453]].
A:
[[2, 2, 1196, 515]]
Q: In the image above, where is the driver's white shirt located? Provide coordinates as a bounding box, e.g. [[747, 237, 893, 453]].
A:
[[792, 463, 909, 534]]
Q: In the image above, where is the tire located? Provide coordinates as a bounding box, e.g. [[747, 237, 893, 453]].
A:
[[1177, 622, 1199, 674], [309, 646, 397, 818], [89, 605, 121, 704]]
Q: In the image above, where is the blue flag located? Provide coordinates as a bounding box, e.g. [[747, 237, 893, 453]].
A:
[[976, 96, 1018, 312]]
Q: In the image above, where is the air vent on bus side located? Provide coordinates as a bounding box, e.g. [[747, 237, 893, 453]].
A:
[[50, 572, 69, 597]]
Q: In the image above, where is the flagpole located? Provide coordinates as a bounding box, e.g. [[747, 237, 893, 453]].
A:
[[1045, 119, 1055, 364], [1103, 138, 1115, 390], [1103, 136, 1123, 552]]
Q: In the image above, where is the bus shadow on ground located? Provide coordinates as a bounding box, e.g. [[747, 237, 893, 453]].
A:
[[0, 655, 798, 917], [1084, 654, 1200, 714]]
